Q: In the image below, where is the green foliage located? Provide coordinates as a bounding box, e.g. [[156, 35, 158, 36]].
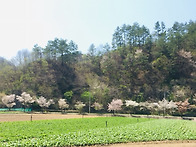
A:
[[81, 91, 92, 102], [1, 117, 196, 146], [0, 117, 147, 142], [64, 91, 73, 104]]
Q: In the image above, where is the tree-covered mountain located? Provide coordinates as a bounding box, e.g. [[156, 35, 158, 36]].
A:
[[0, 21, 195, 109]]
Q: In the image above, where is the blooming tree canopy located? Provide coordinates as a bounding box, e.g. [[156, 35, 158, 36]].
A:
[[125, 100, 140, 114], [139, 101, 151, 109], [58, 99, 69, 110], [146, 102, 159, 112], [75, 101, 85, 110], [16, 92, 34, 110], [158, 98, 169, 112], [175, 99, 190, 116], [2, 94, 16, 109], [167, 101, 178, 110], [108, 99, 123, 112], [37, 96, 54, 108], [125, 100, 139, 107], [157, 98, 177, 115]]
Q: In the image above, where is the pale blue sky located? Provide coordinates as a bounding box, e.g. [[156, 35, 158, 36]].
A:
[[0, 0, 196, 59]]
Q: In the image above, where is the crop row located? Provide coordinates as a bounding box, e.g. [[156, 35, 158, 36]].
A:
[[1, 118, 196, 146], [0, 117, 149, 142]]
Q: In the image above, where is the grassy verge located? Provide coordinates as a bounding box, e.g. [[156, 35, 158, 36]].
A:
[[0, 117, 196, 146]]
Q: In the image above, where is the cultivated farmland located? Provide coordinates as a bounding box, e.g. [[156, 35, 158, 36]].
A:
[[0, 116, 196, 146]]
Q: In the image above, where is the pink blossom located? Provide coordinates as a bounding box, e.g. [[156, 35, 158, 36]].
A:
[[108, 99, 123, 112]]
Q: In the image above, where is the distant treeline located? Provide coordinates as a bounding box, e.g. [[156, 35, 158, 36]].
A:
[[0, 21, 196, 110]]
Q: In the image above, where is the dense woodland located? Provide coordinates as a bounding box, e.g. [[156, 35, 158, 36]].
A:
[[0, 21, 196, 111]]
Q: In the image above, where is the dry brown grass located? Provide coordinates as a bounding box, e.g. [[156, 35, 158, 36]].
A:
[[0, 113, 101, 122]]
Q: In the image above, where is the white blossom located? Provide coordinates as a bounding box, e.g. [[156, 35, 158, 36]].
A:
[[157, 98, 178, 115], [158, 98, 169, 110], [152, 102, 160, 108], [37, 96, 54, 108], [75, 101, 86, 114], [2, 94, 16, 109], [125, 100, 139, 107], [16, 92, 34, 106], [58, 99, 69, 110], [167, 100, 177, 109], [75, 101, 86, 110], [139, 101, 150, 108]]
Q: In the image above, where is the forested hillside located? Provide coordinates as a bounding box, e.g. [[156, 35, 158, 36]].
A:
[[0, 21, 196, 110]]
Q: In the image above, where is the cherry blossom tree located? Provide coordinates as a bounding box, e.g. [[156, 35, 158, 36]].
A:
[[175, 99, 190, 117], [16, 92, 35, 112], [125, 100, 139, 107], [158, 98, 169, 116], [139, 101, 151, 113], [167, 100, 178, 114], [108, 99, 123, 114], [58, 99, 69, 113], [75, 101, 86, 114], [158, 98, 177, 116], [146, 102, 160, 115], [2, 94, 16, 110], [125, 100, 139, 115], [37, 96, 54, 112], [136, 100, 177, 116]]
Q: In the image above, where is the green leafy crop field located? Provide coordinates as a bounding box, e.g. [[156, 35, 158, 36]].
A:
[[0, 117, 196, 146]]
